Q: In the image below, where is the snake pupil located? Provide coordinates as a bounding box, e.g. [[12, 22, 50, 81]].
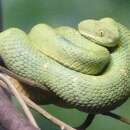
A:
[[100, 30, 104, 37]]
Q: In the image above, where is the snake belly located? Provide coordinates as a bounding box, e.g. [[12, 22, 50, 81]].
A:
[[0, 22, 130, 114]]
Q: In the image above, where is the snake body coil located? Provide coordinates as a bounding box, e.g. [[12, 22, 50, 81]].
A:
[[0, 18, 130, 114]]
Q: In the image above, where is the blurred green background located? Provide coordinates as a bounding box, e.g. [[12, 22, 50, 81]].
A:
[[2, 0, 130, 130]]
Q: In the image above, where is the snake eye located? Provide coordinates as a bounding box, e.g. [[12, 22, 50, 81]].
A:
[[98, 30, 105, 37], [100, 30, 104, 37], [96, 29, 105, 37]]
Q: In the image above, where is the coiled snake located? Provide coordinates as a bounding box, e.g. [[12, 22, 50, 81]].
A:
[[0, 18, 130, 115]]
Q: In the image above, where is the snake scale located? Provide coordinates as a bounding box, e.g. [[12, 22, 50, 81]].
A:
[[0, 18, 130, 114]]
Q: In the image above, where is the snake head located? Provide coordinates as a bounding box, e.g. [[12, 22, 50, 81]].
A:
[[78, 17, 119, 47]]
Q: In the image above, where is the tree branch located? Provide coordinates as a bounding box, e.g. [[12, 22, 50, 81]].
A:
[[23, 95, 76, 130], [75, 114, 95, 130], [0, 84, 40, 130], [103, 112, 130, 125], [0, 65, 130, 129], [0, 74, 39, 128], [0, 72, 76, 130]]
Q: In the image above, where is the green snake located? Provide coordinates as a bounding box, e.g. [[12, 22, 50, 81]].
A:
[[0, 18, 130, 114]]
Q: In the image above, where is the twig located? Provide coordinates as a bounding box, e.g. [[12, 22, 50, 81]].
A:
[[22, 95, 76, 130], [0, 73, 39, 128], [76, 114, 95, 130], [0, 71, 76, 130], [0, 85, 40, 130], [0, 66, 77, 130], [1, 66, 130, 128], [103, 112, 130, 125]]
